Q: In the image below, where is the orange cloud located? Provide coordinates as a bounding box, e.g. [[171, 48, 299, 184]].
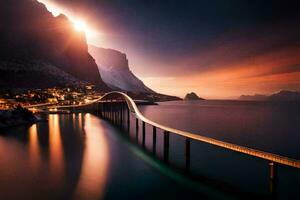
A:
[[143, 45, 300, 99]]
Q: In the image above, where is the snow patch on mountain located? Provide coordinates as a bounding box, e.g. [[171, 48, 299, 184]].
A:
[[88, 45, 154, 93], [99, 65, 154, 93]]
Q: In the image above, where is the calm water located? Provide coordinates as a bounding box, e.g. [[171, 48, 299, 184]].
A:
[[139, 100, 300, 159], [0, 113, 202, 200], [137, 100, 300, 198], [1, 100, 300, 199]]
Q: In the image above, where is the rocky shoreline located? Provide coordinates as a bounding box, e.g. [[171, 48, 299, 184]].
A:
[[0, 106, 37, 130]]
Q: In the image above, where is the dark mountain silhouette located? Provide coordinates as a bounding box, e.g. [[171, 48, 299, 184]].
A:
[[0, 0, 108, 90], [239, 94, 268, 101], [184, 92, 204, 100], [0, 60, 89, 89], [239, 90, 300, 101], [269, 90, 300, 101], [88, 45, 154, 93]]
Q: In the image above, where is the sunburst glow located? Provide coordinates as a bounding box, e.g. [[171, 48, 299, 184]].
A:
[[73, 20, 87, 32], [37, 0, 103, 46]]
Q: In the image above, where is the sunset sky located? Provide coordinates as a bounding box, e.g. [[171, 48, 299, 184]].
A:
[[38, 0, 300, 99]]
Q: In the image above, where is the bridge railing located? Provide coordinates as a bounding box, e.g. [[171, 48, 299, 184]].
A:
[[52, 91, 300, 195]]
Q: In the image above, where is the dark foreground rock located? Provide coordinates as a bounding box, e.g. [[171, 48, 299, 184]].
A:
[[0, 106, 37, 130]]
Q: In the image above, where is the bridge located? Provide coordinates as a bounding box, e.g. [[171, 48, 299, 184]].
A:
[[31, 91, 300, 197]]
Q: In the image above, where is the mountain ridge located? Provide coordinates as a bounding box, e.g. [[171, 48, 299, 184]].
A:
[[0, 0, 108, 90], [239, 90, 300, 101], [88, 45, 154, 93]]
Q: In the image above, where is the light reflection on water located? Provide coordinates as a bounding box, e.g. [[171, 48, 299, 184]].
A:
[[28, 124, 41, 170], [74, 113, 110, 200], [0, 113, 110, 199], [1, 111, 217, 200], [72, 113, 76, 129], [49, 114, 65, 183], [78, 113, 83, 130]]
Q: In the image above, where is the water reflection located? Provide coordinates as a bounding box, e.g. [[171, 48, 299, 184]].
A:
[[0, 113, 112, 199], [74, 113, 110, 200], [48, 114, 65, 183], [28, 124, 41, 170], [78, 113, 83, 130], [72, 113, 76, 129], [0, 112, 208, 200]]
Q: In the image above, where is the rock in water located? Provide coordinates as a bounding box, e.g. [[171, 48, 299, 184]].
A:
[[184, 92, 204, 100]]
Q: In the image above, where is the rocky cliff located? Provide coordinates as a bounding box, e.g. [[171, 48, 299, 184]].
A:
[[0, 0, 108, 90], [88, 45, 154, 93]]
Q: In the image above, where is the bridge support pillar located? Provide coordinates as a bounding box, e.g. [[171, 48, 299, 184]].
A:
[[112, 103, 115, 123], [115, 104, 118, 124], [185, 138, 190, 173], [135, 118, 139, 141], [127, 107, 130, 133], [118, 103, 122, 127], [118, 105, 120, 126], [269, 162, 278, 196], [152, 126, 157, 154], [163, 131, 170, 163], [120, 103, 123, 128], [114, 104, 117, 124], [107, 102, 109, 120], [118, 104, 122, 127], [100, 103, 103, 118], [105, 102, 108, 119], [97, 103, 100, 116], [110, 100, 112, 121], [142, 121, 146, 148]]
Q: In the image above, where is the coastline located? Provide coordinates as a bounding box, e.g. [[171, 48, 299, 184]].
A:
[[0, 107, 39, 131]]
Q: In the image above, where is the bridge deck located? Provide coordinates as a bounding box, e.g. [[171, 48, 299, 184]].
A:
[[97, 116, 225, 199]]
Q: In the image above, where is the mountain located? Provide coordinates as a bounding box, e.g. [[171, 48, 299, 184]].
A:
[[184, 92, 204, 100], [0, 60, 87, 89], [239, 94, 268, 101], [239, 90, 300, 101], [0, 0, 108, 90], [269, 90, 300, 101], [88, 45, 154, 93]]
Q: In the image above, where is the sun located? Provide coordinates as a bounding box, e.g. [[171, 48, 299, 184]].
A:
[[73, 20, 87, 32], [71, 19, 101, 43]]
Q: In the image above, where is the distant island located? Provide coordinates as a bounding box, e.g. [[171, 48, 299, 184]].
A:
[[239, 94, 268, 101], [184, 92, 204, 100], [239, 90, 300, 102]]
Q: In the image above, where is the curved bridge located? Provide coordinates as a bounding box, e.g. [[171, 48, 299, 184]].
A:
[[42, 91, 300, 194]]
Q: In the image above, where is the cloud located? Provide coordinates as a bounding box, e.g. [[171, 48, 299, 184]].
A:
[[37, 0, 300, 98], [169, 20, 300, 76], [142, 41, 300, 98]]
